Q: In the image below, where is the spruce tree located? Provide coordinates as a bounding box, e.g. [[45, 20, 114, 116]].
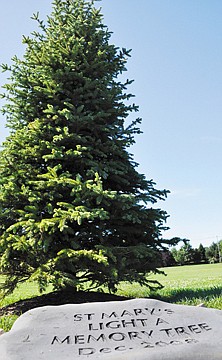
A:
[[0, 0, 175, 295]]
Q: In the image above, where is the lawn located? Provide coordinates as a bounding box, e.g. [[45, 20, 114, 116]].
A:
[[0, 263, 222, 331], [117, 263, 222, 309]]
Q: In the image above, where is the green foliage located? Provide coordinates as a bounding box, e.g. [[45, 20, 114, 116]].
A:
[[205, 241, 222, 264], [171, 240, 222, 266], [0, 0, 173, 296]]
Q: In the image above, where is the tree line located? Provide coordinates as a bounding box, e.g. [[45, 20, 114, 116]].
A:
[[161, 239, 222, 267]]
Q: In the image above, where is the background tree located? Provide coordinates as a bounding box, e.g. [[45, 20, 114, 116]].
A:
[[205, 241, 222, 264], [219, 240, 222, 263], [197, 243, 207, 264], [160, 249, 176, 267], [170, 240, 193, 265], [192, 247, 201, 264], [174, 246, 186, 265], [0, 0, 176, 296]]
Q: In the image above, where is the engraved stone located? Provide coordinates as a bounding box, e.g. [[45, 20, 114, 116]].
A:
[[0, 298, 221, 359]]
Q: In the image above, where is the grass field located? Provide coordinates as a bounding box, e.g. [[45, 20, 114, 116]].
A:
[[117, 263, 222, 308], [0, 263, 222, 331]]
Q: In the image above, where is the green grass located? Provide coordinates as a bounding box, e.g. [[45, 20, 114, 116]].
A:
[[0, 263, 222, 332], [0, 280, 53, 332], [0, 280, 53, 308], [117, 263, 222, 308]]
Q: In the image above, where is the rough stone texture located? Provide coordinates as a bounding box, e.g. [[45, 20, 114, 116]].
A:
[[0, 298, 221, 359]]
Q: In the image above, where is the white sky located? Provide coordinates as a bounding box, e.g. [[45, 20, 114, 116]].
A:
[[0, 0, 222, 247]]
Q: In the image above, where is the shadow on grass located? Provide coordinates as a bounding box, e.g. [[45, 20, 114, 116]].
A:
[[1, 286, 222, 317], [151, 286, 222, 303], [0, 290, 130, 316]]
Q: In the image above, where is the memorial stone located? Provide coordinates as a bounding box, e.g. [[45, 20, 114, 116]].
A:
[[0, 298, 221, 359]]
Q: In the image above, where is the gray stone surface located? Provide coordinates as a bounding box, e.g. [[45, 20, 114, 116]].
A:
[[0, 298, 222, 359]]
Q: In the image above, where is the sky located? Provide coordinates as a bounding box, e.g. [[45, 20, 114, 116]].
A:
[[0, 1, 222, 248]]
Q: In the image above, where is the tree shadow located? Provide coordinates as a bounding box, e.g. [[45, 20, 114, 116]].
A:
[[151, 286, 222, 304], [1, 286, 222, 317], [0, 290, 130, 316]]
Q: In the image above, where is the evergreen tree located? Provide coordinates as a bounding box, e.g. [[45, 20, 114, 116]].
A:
[[192, 247, 201, 264], [0, 0, 175, 295], [197, 243, 206, 263], [182, 243, 195, 264]]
